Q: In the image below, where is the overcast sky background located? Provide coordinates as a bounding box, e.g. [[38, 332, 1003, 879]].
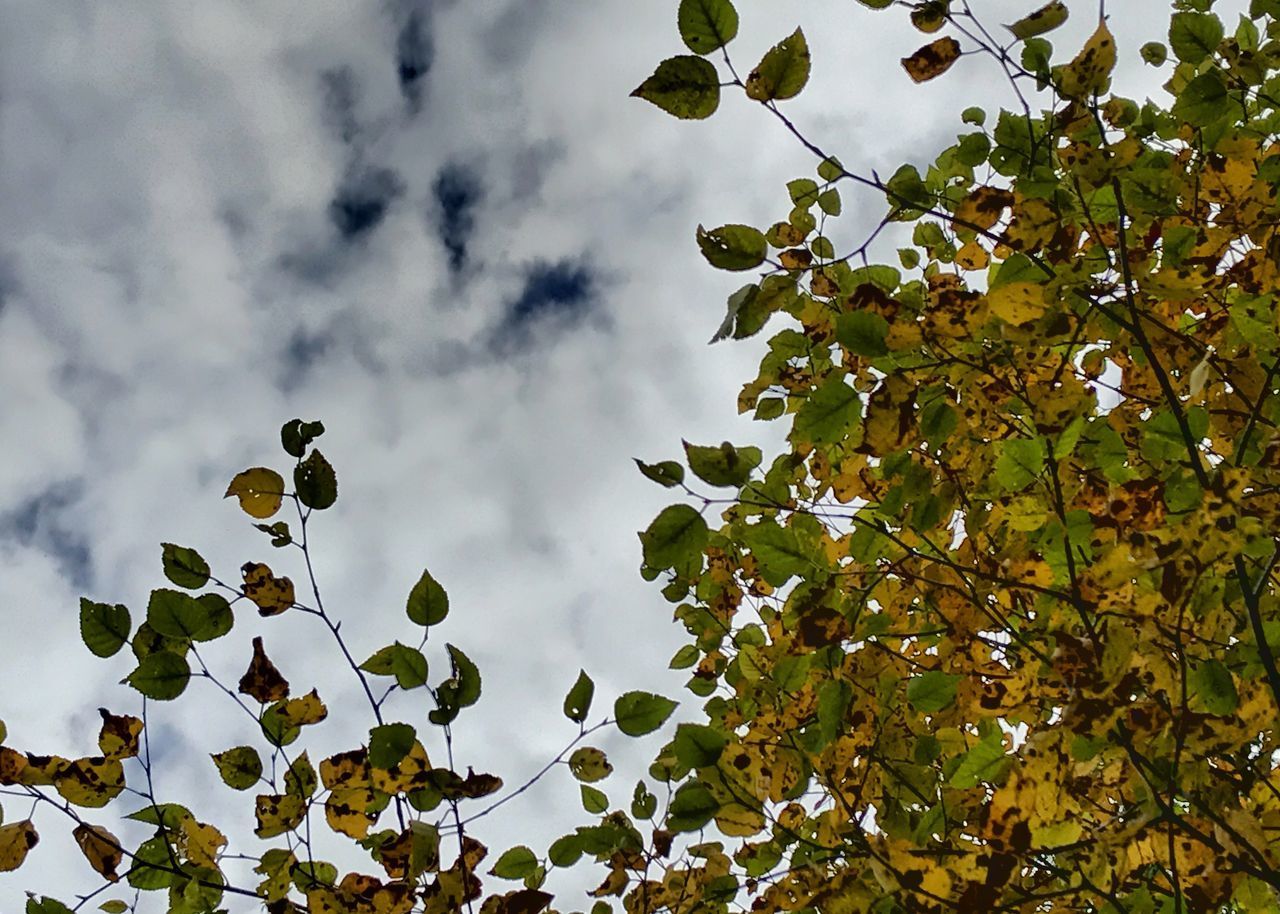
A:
[[0, 0, 1198, 910]]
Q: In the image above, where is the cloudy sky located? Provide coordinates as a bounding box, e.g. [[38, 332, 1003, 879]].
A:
[[0, 0, 1194, 909]]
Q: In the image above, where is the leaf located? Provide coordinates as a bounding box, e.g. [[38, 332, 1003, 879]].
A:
[[1173, 71, 1229, 126], [54, 757, 125, 808], [569, 747, 613, 782], [125, 651, 190, 701], [1059, 21, 1116, 98], [369, 723, 417, 770], [1169, 11, 1223, 64], [294, 449, 338, 510], [1006, 1, 1068, 40], [634, 459, 685, 488], [0, 820, 37, 872], [949, 736, 1007, 788], [666, 782, 719, 831], [79, 599, 131, 658], [901, 36, 961, 82], [1191, 660, 1238, 716], [276, 689, 328, 728], [631, 56, 720, 120], [745, 28, 811, 101], [25, 899, 72, 914], [835, 311, 890, 357], [390, 645, 429, 689], [741, 520, 811, 580], [614, 691, 678, 737], [99, 902, 128, 914], [238, 636, 290, 704], [161, 543, 210, 589], [672, 723, 726, 768], [994, 437, 1047, 492], [683, 440, 762, 487], [211, 746, 264, 790], [240, 562, 295, 616], [97, 709, 142, 761], [792, 376, 860, 446], [73, 823, 123, 882], [640, 504, 709, 569], [564, 669, 595, 724], [987, 280, 1046, 324], [581, 784, 609, 814], [281, 418, 325, 459], [225, 467, 286, 519], [407, 568, 449, 626], [696, 224, 768, 271], [146, 588, 212, 640], [906, 671, 959, 712], [491, 845, 539, 880], [1140, 41, 1168, 65], [678, 0, 739, 55], [254, 793, 306, 839], [446, 643, 482, 707]]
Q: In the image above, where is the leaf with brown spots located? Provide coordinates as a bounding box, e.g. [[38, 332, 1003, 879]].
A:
[[238, 636, 290, 704], [241, 562, 295, 616], [901, 36, 960, 82]]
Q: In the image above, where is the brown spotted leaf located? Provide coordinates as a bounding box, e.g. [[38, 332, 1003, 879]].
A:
[[97, 709, 142, 761], [241, 562, 295, 616], [901, 36, 961, 82], [0, 820, 38, 872], [73, 823, 123, 882], [239, 636, 290, 704]]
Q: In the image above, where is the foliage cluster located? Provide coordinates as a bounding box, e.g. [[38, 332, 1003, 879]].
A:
[[8, 0, 1280, 912]]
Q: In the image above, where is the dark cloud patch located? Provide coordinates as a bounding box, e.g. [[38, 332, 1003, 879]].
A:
[[279, 326, 334, 392], [395, 10, 433, 108], [329, 166, 404, 241], [0, 481, 92, 589], [489, 258, 599, 353], [321, 67, 361, 145], [432, 163, 483, 273]]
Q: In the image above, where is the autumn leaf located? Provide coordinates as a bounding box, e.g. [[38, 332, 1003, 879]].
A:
[[238, 636, 290, 703], [901, 36, 961, 82], [240, 561, 295, 616], [224, 467, 286, 519], [73, 823, 123, 882], [0, 820, 38, 872]]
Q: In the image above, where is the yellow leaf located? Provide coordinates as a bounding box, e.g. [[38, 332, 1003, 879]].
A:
[[370, 740, 432, 796], [254, 792, 306, 838], [1006, 1, 1069, 40], [179, 819, 227, 869], [97, 709, 143, 761], [901, 36, 961, 83], [73, 823, 123, 882], [1060, 21, 1116, 98], [986, 281, 1046, 324], [320, 748, 372, 790], [54, 757, 126, 808], [276, 689, 328, 728], [325, 787, 381, 839], [225, 467, 286, 519], [0, 820, 38, 872], [241, 562, 295, 616]]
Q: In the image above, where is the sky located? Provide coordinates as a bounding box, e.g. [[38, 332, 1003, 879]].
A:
[[0, 0, 1197, 910]]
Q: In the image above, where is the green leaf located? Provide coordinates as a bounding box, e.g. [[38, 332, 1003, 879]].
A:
[[1190, 660, 1238, 716], [1172, 71, 1229, 126], [672, 723, 726, 768], [563, 669, 595, 724], [99, 902, 129, 914], [696, 224, 768, 271], [391, 645, 430, 689], [569, 747, 613, 782], [669, 645, 700, 670], [640, 504, 709, 569], [360, 644, 399, 675], [634, 459, 685, 488], [294, 450, 338, 511], [745, 28, 810, 101], [407, 569, 449, 626], [666, 781, 719, 831], [1169, 11, 1223, 64], [1140, 41, 1168, 65], [906, 671, 959, 712], [548, 834, 584, 868], [26, 897, 75, 914], [127, 836, 175, 890], [817, 680, 853, 746], [835, 311, 890, 357], [631, 56, 720, 120], [684, 440, 761, 487], [741, 520, 811, 580], [580, 784, 609, 814], [817, 188, 842, 216], [211, 746, 264, 790], [80, 599, 131, 658], [949, 735, 1007, 788], [994, 437, 1047, 492], [614, 691, 678, 737], [369, 723, 417, 769], [787, 178, 819, 205], [491, 845, 539, 880], [161, 543, 210, 590], [281, 419, 325, 459], [446, 643, 482, 707], [678, 0, 739, 55], [195, 594, 234, 642], [792, 376, 861, 446], [125, 651, 191, 701], [146, 588, 212, 641]]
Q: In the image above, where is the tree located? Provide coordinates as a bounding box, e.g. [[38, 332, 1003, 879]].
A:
[[5, 0, 1280, 912]]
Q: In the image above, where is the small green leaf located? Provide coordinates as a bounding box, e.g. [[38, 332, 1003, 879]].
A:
[[672, 723, 726, 768], [125, 651, 190, 701], [994, 437, 1047, 492], [1169, 11, 1223, 64], [369, 723, 417, 769], [835, 311, 890, 357], [548, 834, 584, 867], [640, 504, 709, 569], [563, 670, 595, 724], [161, 543, 210, 590], [580, 784, 609, 814], [99, 902, 129, 914], [678, 0, 739, 54], [683, 440, 761, 487], [906, 671, 959, 712], [146, 588, 212, 641], [792, 376, 861, 446], [745, 28, 810, 101], [631, 56, 720, 120], [294, 450, 338, 511], [80, 599, 131, 658], [666, 782, 718, 831], [696, 224, 768, 271], [281, 419, 325, 459], [407, 569, 449, 626], [1172, 71, 1229, 126], [669, 645, 700, 670], [25, 897, 75, 914], [614, 691, 678, 737], [1140, 41, 1168, 65], [569, 747, 613, 782], [211, 746, 264, 790], [634, 459, 685, 488], [392, 645, 430, 690], [491, 845, 539, 880], [949, 736, 1007, 788], [1190, 660, 1238, 716], [447, 644, 482, 707], [195, 594, 234, 642]]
